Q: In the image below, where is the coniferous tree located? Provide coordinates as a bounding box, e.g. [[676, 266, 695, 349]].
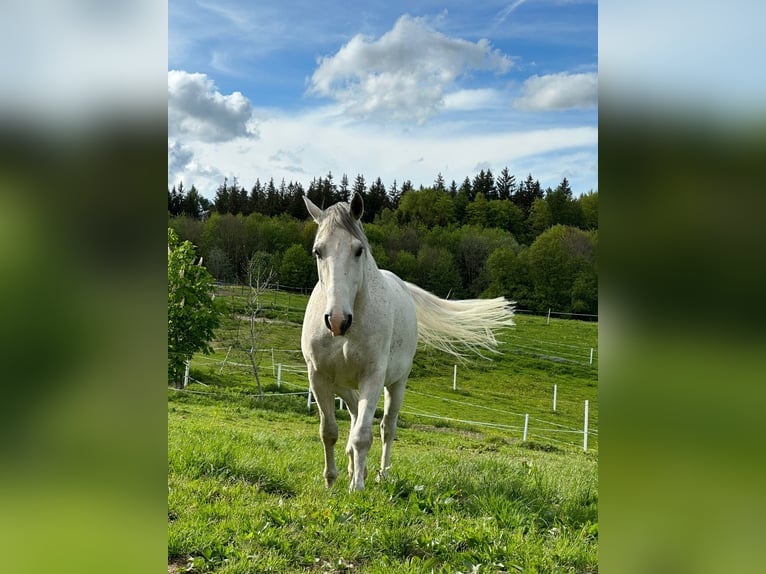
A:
[[473, 169, 496, 199], [339, 173, 350, 202], [366, 177, 388, 222], [168, 184, 184, 216], [496, 167, 516, 201], [352, 174, 366, 198], [513, 174, 543, 216], [214, 177, 231, 214], [323, 171, 338, 204], [249, 179, 265, 214], [265, 178, 278, 215], [546, 178, 583, 227], [434, 172, 446, 192], [231, 178, 249, 215], [388, 179, 400, 208], [182, 184, 203, 218]]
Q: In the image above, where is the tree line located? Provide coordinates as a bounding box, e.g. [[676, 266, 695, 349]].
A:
[[168, 168, 597, 315]]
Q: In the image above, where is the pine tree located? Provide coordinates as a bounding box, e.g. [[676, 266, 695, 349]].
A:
[[265, 178, 278, 215], [249, 179, 264, 214], [214, 177, 231, 214], [434, 172, 445, 192], [182, 184, 203, 218], [339, 173, 350, 202], [352, 174, 366, 198], [388, 179, 400, 208], [496, 167, 516, 201], [513, 174, 543, 216], [366, 176, 387, 222]]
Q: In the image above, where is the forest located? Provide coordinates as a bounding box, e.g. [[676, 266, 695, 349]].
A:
[[168, 168, 597, 315]]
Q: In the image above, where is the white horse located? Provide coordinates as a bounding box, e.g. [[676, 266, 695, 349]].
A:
[[301, 193, 515, 492]]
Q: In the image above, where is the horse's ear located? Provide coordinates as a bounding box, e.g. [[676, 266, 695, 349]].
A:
[[350, 192, 364, 221], [303, 196, 324, 223]]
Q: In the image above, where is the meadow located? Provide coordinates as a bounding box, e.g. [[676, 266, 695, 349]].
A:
[[168, 288, 598, 573]]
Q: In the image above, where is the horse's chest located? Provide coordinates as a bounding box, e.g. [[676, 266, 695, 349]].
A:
[[309, 338, 375, 387]]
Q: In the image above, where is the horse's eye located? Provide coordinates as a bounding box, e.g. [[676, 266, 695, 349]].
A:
[[355, 246, 364, 257], [313, 248, 322, 259]]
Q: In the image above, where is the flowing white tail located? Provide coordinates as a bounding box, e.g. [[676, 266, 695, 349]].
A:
[[404, 281, 515, 359]]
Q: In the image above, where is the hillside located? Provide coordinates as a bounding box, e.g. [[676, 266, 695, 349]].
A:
[[168, 288, 598, 573]]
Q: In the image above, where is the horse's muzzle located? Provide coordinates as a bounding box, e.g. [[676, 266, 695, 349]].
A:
[[324, 313, 352, 336]]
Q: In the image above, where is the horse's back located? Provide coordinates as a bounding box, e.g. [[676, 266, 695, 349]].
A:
[[378, 270, 419, 373]]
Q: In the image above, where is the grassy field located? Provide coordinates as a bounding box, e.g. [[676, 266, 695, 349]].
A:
[[169, 289, 598, 573]]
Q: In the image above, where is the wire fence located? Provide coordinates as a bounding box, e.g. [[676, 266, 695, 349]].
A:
[[175, 350, 597, 452], [212, 284, 598, 370], [175, 285, 598, 451]]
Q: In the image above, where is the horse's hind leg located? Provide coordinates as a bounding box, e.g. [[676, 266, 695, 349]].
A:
[[309, 374, 339, 488], [378, 378, 407, 482]]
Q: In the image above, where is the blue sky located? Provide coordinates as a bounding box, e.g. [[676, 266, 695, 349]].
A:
[[168, 0, 598, 199]]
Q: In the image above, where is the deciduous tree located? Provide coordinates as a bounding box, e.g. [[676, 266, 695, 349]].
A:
[[168, 228, 220, 388]]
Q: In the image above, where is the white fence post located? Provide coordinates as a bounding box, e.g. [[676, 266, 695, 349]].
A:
[[307, 390, 313, 412], [583, 400, 589, 451], [277, 363, 282, 389], [453, 364, 457, 391], [589, 348, 594, 365], [547, 308, 551, 325], [219, 346, 232, 374], [183, 361, 190, 389], [553, 384, 557, 412], [523, 413, 529, 441]]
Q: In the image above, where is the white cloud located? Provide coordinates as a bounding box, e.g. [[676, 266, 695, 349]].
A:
[[168, 139, 194, 175], [308, 14, 513, 123], [513, 72, 598, 111], [168, 70, 257, 142], [443, 88, 502, 111], [177, 104, 597, 198], [495, 0, 528, 24]]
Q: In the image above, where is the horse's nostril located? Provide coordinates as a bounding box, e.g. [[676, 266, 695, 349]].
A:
[[324, 314, 332, 331], [341, 314, 352, 335]]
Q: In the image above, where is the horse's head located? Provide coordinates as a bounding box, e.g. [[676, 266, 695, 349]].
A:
[[304, 193, 368, 337]]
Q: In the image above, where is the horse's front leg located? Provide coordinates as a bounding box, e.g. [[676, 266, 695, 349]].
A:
[[309, 373, 339, 488], [348, 376, 385, 492], [335, 387, 359, 482]]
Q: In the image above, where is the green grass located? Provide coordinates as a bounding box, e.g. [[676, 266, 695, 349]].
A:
[[169, 289, 598, 572]]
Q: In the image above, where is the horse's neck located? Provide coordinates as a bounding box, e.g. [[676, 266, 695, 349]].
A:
[[356, 256, 384, 310]]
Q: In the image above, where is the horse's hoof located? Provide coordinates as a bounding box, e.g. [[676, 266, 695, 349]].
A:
[[324, 476, 337, 488]]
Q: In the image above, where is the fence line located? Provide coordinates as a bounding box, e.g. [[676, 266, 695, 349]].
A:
[[407, 388, 596, 436], [514, 308, 598, 319], [503, 333, 597, 352], [172, 370, 597, 449]]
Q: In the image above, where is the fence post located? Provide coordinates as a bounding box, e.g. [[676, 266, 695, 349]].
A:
[[583, 400, 589, 452], [307, 389, 313, 412], [453, 364, 457, 391], [219, 346, 232, 374], [547, 308, 551, 325], [277, 363, 282, 389], [523, 413, 529, 441], [553, 384, 557, 412], [183, 361, 190, 389], [589, 348, 594, 365]]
